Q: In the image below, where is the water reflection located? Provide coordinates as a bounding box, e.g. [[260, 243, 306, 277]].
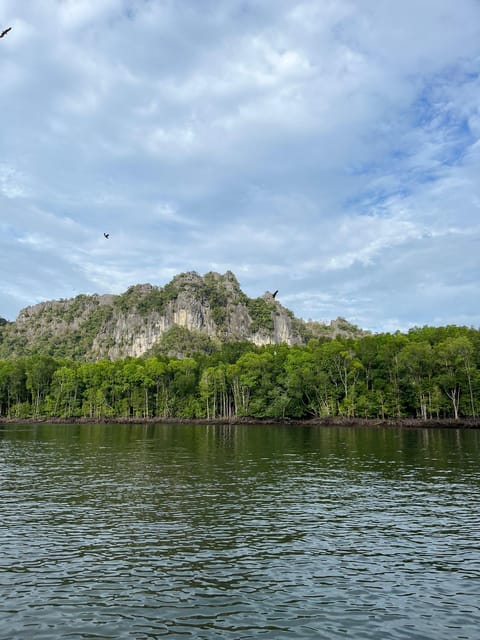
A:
[[1, 424, 479, 639]]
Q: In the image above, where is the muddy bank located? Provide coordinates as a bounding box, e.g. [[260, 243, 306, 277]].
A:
[[1, 416, 479, 428]]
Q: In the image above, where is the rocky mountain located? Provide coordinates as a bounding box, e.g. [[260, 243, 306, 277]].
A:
[[0, 271, 365, 361]]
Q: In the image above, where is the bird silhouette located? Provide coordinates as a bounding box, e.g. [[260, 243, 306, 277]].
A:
[[104, 233, 110, 239], [272, 290, 278, 299], [0, 27, 12, 38]]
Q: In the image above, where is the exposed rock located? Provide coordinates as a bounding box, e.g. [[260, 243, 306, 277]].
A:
[[0, 271, 366, 361]]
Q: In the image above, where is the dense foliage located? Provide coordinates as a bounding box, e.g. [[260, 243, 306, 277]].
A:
[[145, 326, 218, 358], [0, 325, 479, 420], [114, 282, 180, 316], [246, 297, 276, 333]]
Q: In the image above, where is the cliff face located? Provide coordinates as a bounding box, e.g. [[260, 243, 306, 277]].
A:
[[0, 271, 316, 361]]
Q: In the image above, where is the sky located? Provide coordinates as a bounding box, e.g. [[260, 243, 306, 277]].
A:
[[1, 0, 480, 333]]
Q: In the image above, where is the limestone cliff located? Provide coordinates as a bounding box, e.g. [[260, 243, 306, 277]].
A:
[[0, 271, 365, 361]]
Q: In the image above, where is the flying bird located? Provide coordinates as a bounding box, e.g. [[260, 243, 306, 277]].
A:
[[272, 290, 278, 299], [104, 233, 110, 239], [0, 27, 12, 38]]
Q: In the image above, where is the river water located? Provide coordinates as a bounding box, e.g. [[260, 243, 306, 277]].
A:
[[0, 423, 479, 639]]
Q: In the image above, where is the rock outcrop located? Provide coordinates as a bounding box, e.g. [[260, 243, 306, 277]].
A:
[[0, 271, 365, 361], [0, 272, 286, 360]]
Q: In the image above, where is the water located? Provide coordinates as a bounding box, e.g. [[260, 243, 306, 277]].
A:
[[0, 423, 479, 640]]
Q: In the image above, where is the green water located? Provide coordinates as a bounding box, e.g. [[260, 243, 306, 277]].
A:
[[1, 423, 479, 639]]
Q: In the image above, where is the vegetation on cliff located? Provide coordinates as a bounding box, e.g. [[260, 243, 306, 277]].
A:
[[0, 271, 363, 360]]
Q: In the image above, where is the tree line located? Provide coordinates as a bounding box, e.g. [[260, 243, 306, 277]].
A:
[[0, 325, 479, 420]]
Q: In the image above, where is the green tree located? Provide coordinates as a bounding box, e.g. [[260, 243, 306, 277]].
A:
[[374, 333, 409, 418], [200, 364, 231, 419], [143, 357, 171, 417], [398, 341, 434, 419], [168, 358, 200, 417], [78, 360, 116, 418], [47, 364, 81, 417], [25, 355, 58, 417], [435, 336, 475, 419], [284, 347, 331, 417]]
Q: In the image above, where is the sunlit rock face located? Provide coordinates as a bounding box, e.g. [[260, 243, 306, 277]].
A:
[[94, 274, 302, 358], [0, 271, 365, 360], [1, 272, 299, 360], [102, 290, 219, 359]]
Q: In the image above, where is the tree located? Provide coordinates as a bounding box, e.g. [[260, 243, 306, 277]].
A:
[[320, 340, 363, 417], [168, 358, 200, 417], [284, 347, 331, 417], [398, 341, 434, 419], [144, 357, 171, 417], [374, 333, 409, 418], [435, 337, 475, 419], [200, 364, 230, 419], [48, 364, 81, 417], [233, 351, 278, 417], [25, 355, 58, 417], [78, 360, 116, 418]]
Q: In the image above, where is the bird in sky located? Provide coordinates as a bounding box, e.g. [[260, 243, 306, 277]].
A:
[[0, 27, 12, 38], [104, 232, 110, 239], [272, 290, 278, 299]]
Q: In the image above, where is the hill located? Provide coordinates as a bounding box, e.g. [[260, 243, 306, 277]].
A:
[[0, 271, 365, 361]]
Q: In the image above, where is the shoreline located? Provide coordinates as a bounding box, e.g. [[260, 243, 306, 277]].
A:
[[1, 416, 479, 429]]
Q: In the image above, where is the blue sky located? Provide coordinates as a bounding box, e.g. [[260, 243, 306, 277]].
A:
[[1, 0, 479, 332]]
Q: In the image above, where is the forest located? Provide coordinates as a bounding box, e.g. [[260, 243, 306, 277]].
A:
[[0, 324, 479, 421]]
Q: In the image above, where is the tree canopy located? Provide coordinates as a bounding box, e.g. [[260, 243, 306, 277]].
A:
[[0, 325, 479, 421]]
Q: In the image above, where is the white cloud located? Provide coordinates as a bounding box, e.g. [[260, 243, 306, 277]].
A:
[[0, 0, 479, 331], [0, 163, 29, 198]]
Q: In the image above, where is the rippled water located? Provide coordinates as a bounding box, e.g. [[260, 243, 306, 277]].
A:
[[1, 423, 479, 639]]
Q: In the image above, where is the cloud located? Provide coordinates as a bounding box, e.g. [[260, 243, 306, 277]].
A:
[[0, 0, 479, 333]]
